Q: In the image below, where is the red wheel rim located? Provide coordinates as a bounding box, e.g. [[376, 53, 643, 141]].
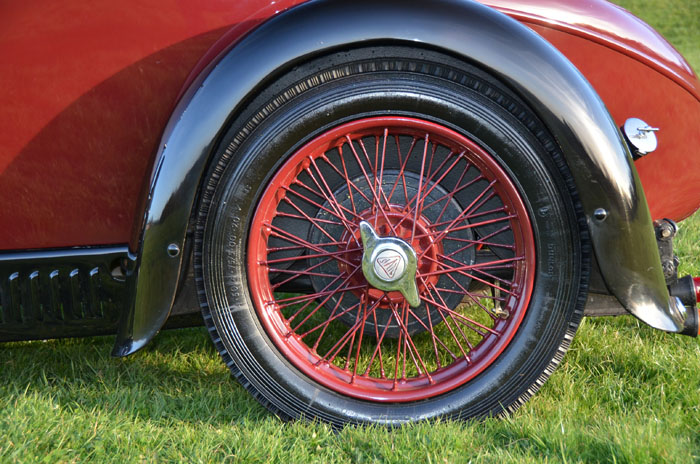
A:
[[248, 117, 535, 402]]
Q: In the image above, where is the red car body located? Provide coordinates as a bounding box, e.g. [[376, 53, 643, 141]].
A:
[[1, 0, 699, 251]]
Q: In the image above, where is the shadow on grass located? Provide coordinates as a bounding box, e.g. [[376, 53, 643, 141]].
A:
[[0, 327, 273, 427]]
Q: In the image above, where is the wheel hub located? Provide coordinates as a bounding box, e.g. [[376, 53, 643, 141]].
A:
[[310, 173, 472, 314], [359, 221, 420, 307]]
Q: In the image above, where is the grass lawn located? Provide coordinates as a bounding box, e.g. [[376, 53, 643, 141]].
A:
[[1, 1, 699, 462]]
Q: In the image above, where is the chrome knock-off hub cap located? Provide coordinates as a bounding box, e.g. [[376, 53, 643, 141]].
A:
[[359, 221, 420, 307]]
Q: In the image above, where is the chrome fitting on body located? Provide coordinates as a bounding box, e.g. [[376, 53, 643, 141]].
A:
[[622, 117, 659, 159]]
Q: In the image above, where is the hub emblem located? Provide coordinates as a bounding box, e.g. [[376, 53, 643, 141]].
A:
[[374, 250, 406, 282]]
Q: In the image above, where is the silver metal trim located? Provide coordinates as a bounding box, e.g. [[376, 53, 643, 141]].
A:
[[359, 221, 420, 307], [623, 117, 659, 156]]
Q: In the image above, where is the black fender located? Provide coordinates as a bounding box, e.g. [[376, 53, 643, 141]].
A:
[[111, 0, 685, 357]]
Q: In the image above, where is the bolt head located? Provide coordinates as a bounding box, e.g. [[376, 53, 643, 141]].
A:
[[593, 208, 608, 221], [167, 243, 181, 258]]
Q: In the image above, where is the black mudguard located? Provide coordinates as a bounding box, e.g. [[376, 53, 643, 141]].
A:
[[112, 0, 684, 356]]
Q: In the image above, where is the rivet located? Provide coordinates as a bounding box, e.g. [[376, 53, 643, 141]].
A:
[[593, 208, 608, 221], [167, 243, 181, 258]]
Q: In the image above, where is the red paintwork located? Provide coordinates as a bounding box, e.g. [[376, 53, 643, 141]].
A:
[[0, 0, 698, 250], [527, 25, 700, 223], [0, 0, 302, 251], [247, 117, 536, 401], [694, 277, 700, 304], [483, 0, 699, 100], [484, 0, 700, 222]]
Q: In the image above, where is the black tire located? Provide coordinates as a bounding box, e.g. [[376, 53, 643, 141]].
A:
[[195, 46, 589, 427]]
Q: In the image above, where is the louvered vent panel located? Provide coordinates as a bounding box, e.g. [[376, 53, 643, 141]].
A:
[[0, 247, 129, 341]]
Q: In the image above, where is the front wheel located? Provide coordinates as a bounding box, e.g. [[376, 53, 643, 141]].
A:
[[195, 47, 588, 426]]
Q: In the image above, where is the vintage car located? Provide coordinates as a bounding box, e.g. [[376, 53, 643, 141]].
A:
[[1, 0, 699, 427]]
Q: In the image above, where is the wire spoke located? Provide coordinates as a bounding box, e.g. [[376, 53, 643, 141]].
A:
[[386, 135, 417, 205], [290, 267, 363, 328], [344, 136, 398, 235], [422, 254, 516, 296], [420, 255, 523, 278], [388, 301, 432, 381]]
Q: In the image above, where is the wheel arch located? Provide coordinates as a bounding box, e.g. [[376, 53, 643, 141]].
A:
[[111, 0, 681, 357]]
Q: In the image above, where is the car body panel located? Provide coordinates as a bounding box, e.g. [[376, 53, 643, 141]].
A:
[[0, 0, 303, 250], [526, 24, 700, 222], [0, 0, 698, 252], [485, 0, 700, 221], [484, 0, 700, 100]]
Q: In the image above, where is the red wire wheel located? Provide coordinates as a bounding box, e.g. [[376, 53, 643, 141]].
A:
[[248, 116, 535, 402]]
